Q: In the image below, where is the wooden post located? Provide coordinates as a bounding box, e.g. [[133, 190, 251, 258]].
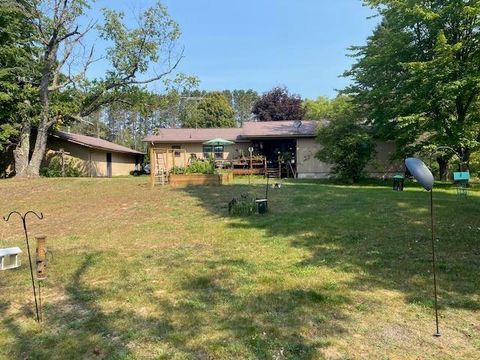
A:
[[149, 147, 155, 189], [248, 147, 254, 184], [278, 154, 281, 178], [60, 149, 65, 177]]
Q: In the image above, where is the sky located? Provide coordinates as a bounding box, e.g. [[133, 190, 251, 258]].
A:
[[86, 0, 378, 99]]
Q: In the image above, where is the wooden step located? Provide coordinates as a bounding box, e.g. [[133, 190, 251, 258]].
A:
[[266, 168, 281, 178]]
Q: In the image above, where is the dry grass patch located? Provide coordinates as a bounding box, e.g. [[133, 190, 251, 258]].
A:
[[0, 177, 479, 359]]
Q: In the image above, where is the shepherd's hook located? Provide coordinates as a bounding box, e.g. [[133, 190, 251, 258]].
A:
[[3, 211, 44, 322]]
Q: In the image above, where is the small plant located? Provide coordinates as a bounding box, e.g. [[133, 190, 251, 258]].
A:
[[228, 193, 257, 216], [40, 156, 81, 177], [184, 159, 215, 175], [170, 166, 185, 174]]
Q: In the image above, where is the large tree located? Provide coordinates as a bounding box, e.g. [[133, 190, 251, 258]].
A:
[[0, 1, 38, 172], [221, 89, 259, 125], [4, 0, 189, 177], [181, 92, 235, 128], [345, 0, 480, 177], [232, 89, 259, 125], [314, 96, 375, 183], [304, 95, 353, 120], [252, 86, 305, 121]]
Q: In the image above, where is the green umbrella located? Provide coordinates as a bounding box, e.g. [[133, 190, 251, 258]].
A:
[[203, 138, 235, 146], [203, 138, 234, 160]]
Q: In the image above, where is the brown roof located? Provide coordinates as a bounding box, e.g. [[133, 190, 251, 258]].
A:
[[143, 120, 321, 143], [241, 120, 319, 138], [143, 128, 243, 143], [54, 131, 144, 155]]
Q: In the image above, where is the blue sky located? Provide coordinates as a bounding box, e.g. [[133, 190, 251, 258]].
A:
[[87, 1, 378, 99]]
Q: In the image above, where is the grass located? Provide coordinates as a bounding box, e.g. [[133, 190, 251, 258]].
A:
[[0, 176, 479, 359]]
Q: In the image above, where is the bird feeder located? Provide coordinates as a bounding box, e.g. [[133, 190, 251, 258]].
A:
[[0, 247, 22, 270], [36, 235, 48, 280]]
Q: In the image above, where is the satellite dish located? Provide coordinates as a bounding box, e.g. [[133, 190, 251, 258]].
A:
[[405, 157, 434, 191], [293, 120, 302, 129]]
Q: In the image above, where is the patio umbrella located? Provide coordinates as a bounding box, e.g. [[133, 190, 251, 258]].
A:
[[203, 138, 235, 160], [203, 138, 235, 146]]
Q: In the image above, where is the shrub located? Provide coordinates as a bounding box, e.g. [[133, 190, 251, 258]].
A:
[[170, 166, 185, 174], [184, 159, 215, 175], [40, 156, 81, 177], [228, 193, 257, 216], [316, 117, 374, 183]]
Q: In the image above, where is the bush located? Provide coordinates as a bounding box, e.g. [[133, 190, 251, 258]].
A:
[[228, 193, 257, 216], [184, 159, 215, 175], [40, 156, 81, 177], [170, 166, 185, 174], [316, 117, 374, 183]]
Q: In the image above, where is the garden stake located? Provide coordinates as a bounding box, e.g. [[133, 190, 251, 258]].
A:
[[405, 158, 441, 337], [3, 211, 44, 323]]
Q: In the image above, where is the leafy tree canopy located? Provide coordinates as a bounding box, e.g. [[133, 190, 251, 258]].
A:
[[2, 0, 194, 177], [0, 2, 38, 152], [181, 92, 236, 128], [316, 97, 374, 183], [345, 0, 480, 165], [252, 86, 305, 121], [304, 95, 354, 120]]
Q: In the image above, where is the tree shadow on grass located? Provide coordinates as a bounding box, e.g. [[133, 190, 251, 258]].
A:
[[2, 251, 346, 359], [143, 257, 350, 359], [0, 253, 176, 359], [175, 182, 480, 313]]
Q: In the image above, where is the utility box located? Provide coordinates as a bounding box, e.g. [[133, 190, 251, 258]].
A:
[[0, 247, 22, 270], [256, 198, 268, 214]]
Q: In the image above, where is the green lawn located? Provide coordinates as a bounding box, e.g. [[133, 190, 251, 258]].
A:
[[0, 177, 479, 359]]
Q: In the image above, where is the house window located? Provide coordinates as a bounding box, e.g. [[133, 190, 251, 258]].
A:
[[203, 145, 224, 159], [171, 145, 181, 157]]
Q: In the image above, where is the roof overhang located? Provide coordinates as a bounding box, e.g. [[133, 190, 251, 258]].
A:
[[240, 134, 316, 139], [53, 132, 145, 155]]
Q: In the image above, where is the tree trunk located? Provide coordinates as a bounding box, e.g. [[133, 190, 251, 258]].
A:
[[26, 120, 50, 177], [458, 147, 470, 171], [436, 156, 449, 181], [13, 123, 31, 178]]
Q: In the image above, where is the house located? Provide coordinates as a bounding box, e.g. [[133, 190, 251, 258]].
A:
[[143, 120, 401, 179], [45, 131, 144, 177]]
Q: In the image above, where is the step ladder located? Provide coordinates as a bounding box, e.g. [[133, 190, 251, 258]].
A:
[[154, 153, 168, 185]]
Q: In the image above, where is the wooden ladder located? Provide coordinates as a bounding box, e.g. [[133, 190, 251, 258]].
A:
[[155, 153, 168, 185]]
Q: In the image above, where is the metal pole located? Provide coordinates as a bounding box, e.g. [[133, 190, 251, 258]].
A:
[[430, 190, 441, 337], [21, 215, 40, 323], [3, 211, 43, 323], [265, 174, 269, 200], [38, 280, 43, 322]]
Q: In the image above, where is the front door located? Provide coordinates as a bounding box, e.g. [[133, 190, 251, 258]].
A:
[[106, 152, 112, 177]]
